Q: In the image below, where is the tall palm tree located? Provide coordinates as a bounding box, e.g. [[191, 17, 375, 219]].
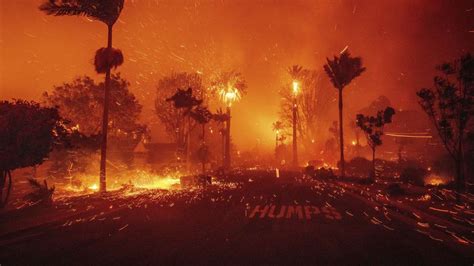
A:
[[287, 65, 303, 168], [40, 0, 125, 192], [324, 50, 365, 178], [210, 71, 247, 170]]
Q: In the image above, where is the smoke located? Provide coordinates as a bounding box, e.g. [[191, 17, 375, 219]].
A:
[[1, 0, 473, 150]]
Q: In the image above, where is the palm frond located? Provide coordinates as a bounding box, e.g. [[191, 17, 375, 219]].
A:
[[39, 0, 124, 26]]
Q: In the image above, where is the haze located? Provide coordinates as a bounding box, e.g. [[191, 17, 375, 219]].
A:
[[1, 0, 473, 150]]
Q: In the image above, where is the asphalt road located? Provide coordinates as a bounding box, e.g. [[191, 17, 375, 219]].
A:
[[1, 172, 473, 265]]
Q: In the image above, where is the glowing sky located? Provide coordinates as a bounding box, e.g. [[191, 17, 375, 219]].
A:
[[1, 0, 473, 150]]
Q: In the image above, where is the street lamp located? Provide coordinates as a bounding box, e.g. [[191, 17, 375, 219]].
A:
[[292, 80, 300, 168], [219, 87, 240, 170]]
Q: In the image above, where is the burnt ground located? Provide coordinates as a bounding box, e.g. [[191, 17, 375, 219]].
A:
[[0, 171, 473, 265]]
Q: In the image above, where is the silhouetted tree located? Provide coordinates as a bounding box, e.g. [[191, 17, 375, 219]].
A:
[[324, 50, 366, 178], [356, 107, 395, 180], [189, 106, 213, 173], [166, 87, 203, 167], [43, 74, 146, 170], [40, 0, 125, 192], [212, 108, 230, 166], [0, 100, 67, 207], [155, 73, 205, 146], [417, 53, 474, 196]]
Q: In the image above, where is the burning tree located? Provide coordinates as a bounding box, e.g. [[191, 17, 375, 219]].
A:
[[324, 50, 366, 178], [210, 70, 247, 170], [40, 0, 126, 192], [356, 107, 396, 180], [417, 53, 474, 195], [0, 100, 67, 207], [279, 67, 336, 158]]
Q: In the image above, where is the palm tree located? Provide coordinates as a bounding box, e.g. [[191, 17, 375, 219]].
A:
[[287, 65, 304, 168], [287, 65, 303, 80], [40, 0, 125, 192], [212, 108, 230, 167], [210, 71, 247, 170], [189, 106, 213, 173], [324, 50, 366, 178]]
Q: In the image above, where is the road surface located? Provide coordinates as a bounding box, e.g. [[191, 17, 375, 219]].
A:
[[1, 172, 473, 265]]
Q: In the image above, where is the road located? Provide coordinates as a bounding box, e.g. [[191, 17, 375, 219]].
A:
[[1, 171, 473, 265]]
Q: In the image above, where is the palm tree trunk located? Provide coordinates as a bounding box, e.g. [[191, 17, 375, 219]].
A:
[[338, 88, 345, 178], [99, 24, 113, 193], [292, 97, 298, 168], [224, 107, 231, 170]]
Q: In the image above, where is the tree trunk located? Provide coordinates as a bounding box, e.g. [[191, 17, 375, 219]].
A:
[[372, 148, 376, 181], [292, 97, 298, 168], [0, 170, 12, 208], [338, 88, 345, 178], [186, 116, 191, 172], [0, 170, 4, 207], [224, 107, 231, 170], [99, 24, 113, 193], [202, 123, 206, 174]]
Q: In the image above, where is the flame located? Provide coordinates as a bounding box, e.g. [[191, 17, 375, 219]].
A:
[[292, 80, 299, 96], [219, 87, 241, 106], [62, 170, 182, 195], [424, 174, 449, 186]]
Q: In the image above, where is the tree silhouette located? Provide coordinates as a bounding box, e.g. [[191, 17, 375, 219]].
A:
[[356, 107, 395, 180], [40, 0, 125, 192], [0, 100, 67, 207], [324, 50, 366, 178], [166, 87, 203, 167], [43, 74, 145, 171], [417, 53, 474, 197], [155, 72, 205, 147], [189, 106, 213, 173], [212, 108, 230, 166]]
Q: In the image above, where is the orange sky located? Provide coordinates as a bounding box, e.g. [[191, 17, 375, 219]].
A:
[[1, 0, 473, 150]]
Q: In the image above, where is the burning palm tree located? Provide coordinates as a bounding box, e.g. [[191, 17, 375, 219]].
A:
[[324, 50, 365, 178], [210, 71, 247, 170], [39, 0, 125, 192]]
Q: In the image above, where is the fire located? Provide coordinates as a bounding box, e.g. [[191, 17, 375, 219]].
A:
[[292, 80, 299, 96], [424, 174, 449, 186], [62, 170, 182, 195], [219, 88, 241, 106]]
